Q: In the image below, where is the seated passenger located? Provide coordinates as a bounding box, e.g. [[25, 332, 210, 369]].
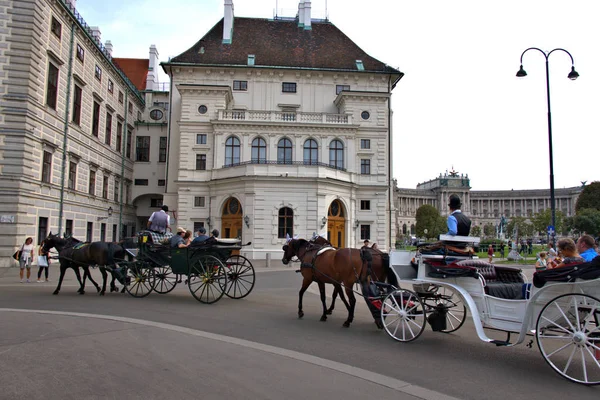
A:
[[446, 194, 471, 236], [548, 238, 584, 269], [170, 227, 188, 248], [192, 227, 209, 244], [577, 234, 599, 262], [535, 252, 548, 271]]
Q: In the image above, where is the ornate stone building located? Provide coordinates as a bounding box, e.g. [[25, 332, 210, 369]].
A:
[[162, 0, 403, 258]]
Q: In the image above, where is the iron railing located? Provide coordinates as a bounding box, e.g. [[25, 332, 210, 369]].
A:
[[220, 159, 346, 172]]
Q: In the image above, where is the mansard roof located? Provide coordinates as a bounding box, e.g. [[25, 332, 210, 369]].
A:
[[168, 17, 402, 79], [113, 58, 149, 91]]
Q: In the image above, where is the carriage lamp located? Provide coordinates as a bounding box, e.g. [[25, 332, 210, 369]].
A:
[[206, 217, 211, 226], [97, 206, 113, 221], [108, 207, 113, 216], [244, 215, 250, 228], [354, 220, 360, 229], [321, 216, 327, 228]]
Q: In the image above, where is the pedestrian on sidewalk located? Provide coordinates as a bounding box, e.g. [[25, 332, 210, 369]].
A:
[[487, 244, 494, 263], [36, 240, 50, 283], [19, 237, 34, 283]]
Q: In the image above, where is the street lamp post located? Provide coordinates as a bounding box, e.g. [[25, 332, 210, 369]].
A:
[[516, 47, 579, 241]]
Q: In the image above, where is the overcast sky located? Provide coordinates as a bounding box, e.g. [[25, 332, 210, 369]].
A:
[[77, 0, 599, 191]]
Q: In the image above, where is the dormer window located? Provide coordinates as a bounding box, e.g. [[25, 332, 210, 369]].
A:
[[247, 54, 255, 66], [355, 60, 365, 71]]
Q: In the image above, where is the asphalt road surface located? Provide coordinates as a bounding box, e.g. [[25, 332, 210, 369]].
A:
[[0, 266, 598, 399]]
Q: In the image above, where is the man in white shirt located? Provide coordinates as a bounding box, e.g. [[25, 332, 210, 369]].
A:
[[147, 205, 171, 234]]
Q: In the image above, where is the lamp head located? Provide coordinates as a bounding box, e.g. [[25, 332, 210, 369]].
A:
[[568, 66, 579, 80], [516, 65, 527, 78], [108, 206, 113, 216]]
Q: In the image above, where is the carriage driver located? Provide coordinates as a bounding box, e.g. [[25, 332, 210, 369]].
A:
[[147, 205, 171, 234], [447, 194, 471, 236]]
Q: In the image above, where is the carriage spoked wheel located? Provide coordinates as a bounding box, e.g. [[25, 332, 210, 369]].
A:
[[188, 255, 227, 304], [224, 255, 255, 299], [381, 289, 426, 342], [536, 293, 600, 385], [152, 265, 178, 294], [422, 285, 467, 333], [124, 261, 155, 298]]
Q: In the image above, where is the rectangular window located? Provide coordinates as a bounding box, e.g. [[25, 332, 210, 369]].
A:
[[360, 139, 370, 149], [65, 219, 73, 238], [105, 113, 112, 145], [112, 224, 117, 242], [196, 134, 207, 145], [126, 130, 132, 158], [91, 101, 100, 137], [128, 101, 133, 115], [68, 161, 77, 190], [134, 179, 148, 186], [108, 79, 113, 94], [116, 122, 122, 153], [360, 224, 370, 241], [41, 151, 52, 183], [150, 198, 163, 208], [194, 196, 205, 207], [46, 63, 59, 109], [114, 179, 119, 202], [135, 136, 150, 162], [72, 85, 82, 125], [360, 159, 371, 175], [86, 222, 93, 242], [38, 217, 48, 245], [233, 80, 248, 91], [88, 170, 96, 195], [196, 154, 206, 170], [100, 223, 106, 242], [94, 65, 102, 82], [282, 82, 297, 93], [360, 200, 371, 210], [118, 91, 124, 104], [158, 179, 165, 186], [102, 175, 108, 199], [76, 44, 84, 62], [193, 222, 205, 233], [50, 16, 61, 39], [125, 183, 130, 204], [159, 137, 167, 162], [336, 85, 350, 95]]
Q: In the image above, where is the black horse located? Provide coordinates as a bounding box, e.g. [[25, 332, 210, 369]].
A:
[[43, 233, 126, 295]]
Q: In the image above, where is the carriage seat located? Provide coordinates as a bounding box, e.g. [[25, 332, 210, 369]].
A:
[[455, 260, 525, 299]]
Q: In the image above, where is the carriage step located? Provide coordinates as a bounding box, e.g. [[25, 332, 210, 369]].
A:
[[490, 340, 511, 347]]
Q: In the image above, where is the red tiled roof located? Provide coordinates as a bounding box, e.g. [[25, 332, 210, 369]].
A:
[[169, 17, 402, 78], [113, 58, 149, 91]]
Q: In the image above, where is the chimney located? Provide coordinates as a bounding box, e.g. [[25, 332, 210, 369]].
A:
[[104, 40, 113, 57], [304, 1, 311, 30], [298, 1, 305, 27], [223, 0, 234, 44], [65, 0, 77, 9], [146, 45, 159, 91], [90, 26, 101, 44]]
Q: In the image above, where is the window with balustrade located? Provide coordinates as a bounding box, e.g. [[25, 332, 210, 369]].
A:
[[225, 136, 240, 166], [329, 139, 344, 170], [251, 137, 266, 164], [277, 138, 293, 164], [303, 139, 318, 165]]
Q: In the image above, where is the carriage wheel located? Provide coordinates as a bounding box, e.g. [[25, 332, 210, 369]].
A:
[[224, 255, 255, 299], [124, 261, 155, 298], [536, 293, 600, 385], [188, 255, 227, 304], [381, 289, 426, 342], [424, 286, 467, 333], [152, 265, 178, 294]]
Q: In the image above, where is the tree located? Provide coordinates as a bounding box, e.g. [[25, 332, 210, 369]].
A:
[[415, 205, 445, 238], [483, 223, 495, 238], [506, 217, 534, 240], [531, 208, 564, 235], [471, 225, 482, 237], [575, 181, 600, 212], [566, 208, 600, 236]]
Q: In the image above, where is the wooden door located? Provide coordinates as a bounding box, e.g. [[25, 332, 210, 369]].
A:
[[222, 197, 243, 239], [327, 199, 345, 248]]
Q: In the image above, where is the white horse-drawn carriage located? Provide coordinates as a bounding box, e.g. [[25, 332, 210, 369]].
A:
[[385, 235, 600, 385]]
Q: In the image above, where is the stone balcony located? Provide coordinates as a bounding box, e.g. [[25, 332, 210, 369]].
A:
[[217, 110, 353, 125]]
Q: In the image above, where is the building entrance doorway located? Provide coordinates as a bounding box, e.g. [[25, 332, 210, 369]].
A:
[[326, 199, 345, 248], [222, 197, 243, 239]]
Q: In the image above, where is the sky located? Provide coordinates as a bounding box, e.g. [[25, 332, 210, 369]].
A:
[[76, 0, 599, 191]]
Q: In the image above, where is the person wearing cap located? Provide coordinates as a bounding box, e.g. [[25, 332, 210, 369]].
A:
[[147, 205, 171, 234], [192, 227, 209, 244], [446, 194, 471, 236], [169, 227, 188, 248]]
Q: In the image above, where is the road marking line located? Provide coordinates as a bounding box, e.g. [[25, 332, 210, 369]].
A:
[[0, 308, 460, 400]]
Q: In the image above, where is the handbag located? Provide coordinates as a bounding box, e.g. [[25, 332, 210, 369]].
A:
[[37, 255, 48, 267], [12, 244, 24, 261]]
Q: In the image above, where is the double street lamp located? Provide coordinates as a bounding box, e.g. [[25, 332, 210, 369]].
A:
[[516, 47, 579, 239]]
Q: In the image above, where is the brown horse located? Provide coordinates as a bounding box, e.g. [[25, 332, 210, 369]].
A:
[[282, 238, 398, 328]]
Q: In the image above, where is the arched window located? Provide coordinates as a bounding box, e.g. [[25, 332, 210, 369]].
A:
[[277, 138, 292, 164], [329, 139, 344, 169], [251, 137, 266, 164], [303, 139, 318, 165], [278, 207, 293, 238], [225, 136, 240, 166], [410, 224, 415, 235], [402, 224, 407, 235]]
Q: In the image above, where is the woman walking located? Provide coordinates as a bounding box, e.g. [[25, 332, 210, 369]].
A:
[[19, 237, 35, 283], [487, 244, 494, 263], [36, 240, 50, 283]]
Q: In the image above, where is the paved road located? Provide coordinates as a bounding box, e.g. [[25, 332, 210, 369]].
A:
[[0, 263, 598, 399]]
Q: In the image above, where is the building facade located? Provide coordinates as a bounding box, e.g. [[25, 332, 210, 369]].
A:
[[0, 0, 143, 267], [162, 1, 403, 258]]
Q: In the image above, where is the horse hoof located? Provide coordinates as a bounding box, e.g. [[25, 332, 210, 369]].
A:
[[375, 320, 384, 330], [298, 311, 304, 319], [78, 290, 85, 295], [320, 316, 327, 322], [96, 287, 100, 293], [326, 310, 333, 315], [52, 291, 59, 295], [99, 292, 105, 296], [343, 321, 351, 328]]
